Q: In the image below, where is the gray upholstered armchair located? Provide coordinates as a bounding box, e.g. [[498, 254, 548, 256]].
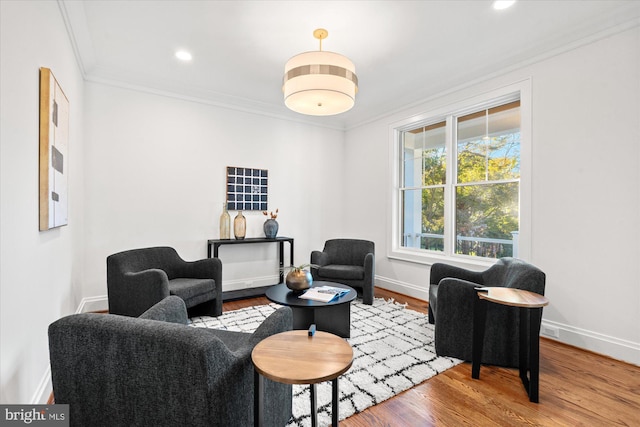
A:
[[49, 296, 293, 427], [107, 246, 222, 317], [428, 257, 546, 367], [311, 239, 375, 305]]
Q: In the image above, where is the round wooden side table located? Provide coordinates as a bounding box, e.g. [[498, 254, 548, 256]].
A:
[[252, 330, 353, 427], [472, 287, 549, 403]]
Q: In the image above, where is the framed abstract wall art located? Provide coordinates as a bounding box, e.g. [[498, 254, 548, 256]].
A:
[[39, 67, 69, 230], [226, 166, 268, 211]]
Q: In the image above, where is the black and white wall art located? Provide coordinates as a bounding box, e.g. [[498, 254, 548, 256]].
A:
[[226, 166, 268, 211]]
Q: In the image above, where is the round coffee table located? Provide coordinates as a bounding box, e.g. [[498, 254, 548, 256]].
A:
[[265, 281, 356, 338], [252, 330, 353, 427]]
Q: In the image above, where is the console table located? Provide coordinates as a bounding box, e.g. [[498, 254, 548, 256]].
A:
[[207, 237, 294, 300]]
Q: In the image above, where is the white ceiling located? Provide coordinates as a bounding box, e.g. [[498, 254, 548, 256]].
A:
[[60, 0, 640, 129]]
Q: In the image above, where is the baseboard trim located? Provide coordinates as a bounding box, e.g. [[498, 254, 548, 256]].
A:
[[374, 274, 639, 366], [223, 275, 280, 292], [223, 286, 270, 301], [76, 294, 108, 313], [34, 294, 109, 404], [31, 367, 52, 404], [375, 275, 428, 301], [539, 319, 640, 366]]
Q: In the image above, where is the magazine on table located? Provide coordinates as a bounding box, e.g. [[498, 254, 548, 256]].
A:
[[299, 285, 349, 302]]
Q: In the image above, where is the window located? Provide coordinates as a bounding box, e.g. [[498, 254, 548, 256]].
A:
[[389, 82, 531, 266], [401, 121, 447, 252]]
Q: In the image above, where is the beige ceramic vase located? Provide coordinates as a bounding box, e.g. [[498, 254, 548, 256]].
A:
[[233, 211, 246, 240], [219, 203, 230, 240]]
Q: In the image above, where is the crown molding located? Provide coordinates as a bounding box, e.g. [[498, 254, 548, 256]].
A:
[[58, 0, 639, 132], [85, 74, 349, 131], [346, 14, 640, 131], [57, 0, 96, 78]]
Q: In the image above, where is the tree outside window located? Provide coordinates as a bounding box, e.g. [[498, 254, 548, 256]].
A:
[[399, 100, 520, 259]]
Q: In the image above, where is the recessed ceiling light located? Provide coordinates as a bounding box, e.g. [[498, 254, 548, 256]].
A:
[[493, 0, 516, 10], [175, 50, 192, 61]]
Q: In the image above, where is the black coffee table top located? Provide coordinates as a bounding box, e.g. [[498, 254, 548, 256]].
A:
[[266, 281, 357, 308]]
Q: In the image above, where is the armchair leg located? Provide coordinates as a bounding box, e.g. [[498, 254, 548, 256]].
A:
[[363, 291, 373, 305]]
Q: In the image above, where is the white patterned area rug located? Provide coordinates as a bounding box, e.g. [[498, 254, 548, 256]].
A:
[[191, 298, 462, 427]]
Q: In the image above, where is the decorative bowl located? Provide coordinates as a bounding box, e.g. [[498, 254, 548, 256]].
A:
[[285, 269, 313, 292]]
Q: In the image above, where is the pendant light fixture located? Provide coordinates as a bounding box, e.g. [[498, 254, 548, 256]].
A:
[[283, 28, 358, 116]]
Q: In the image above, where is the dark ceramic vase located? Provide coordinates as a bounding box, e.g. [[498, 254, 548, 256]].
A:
[[264, 218, 278, 239]]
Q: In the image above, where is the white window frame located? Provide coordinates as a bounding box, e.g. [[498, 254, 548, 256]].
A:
[[388, 80, 532, 269]]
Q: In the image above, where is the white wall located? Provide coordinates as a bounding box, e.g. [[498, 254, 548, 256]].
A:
[[0, 1, 84, 403], [1, 1, 345, 404], [82, 83, 345, 302], [345, 27, 640, 364], [1, 1, 638, 406]]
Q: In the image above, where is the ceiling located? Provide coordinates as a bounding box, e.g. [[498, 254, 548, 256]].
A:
[[60, 1, 640, 130]]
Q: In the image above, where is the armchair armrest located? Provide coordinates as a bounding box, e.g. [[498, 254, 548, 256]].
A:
[[362, 252, 375, 304], [195, 307, 293, 364], [139, 296, 189, 324], [430, 263, 484, 286], [183, 257, 222, 279], [110, 269, 170, 316], [364, 252, 374, 277], [310, 251, 328, 282], [184, 257, 223, 300], [311, 251, 329, 267], [125, 268, 169, 293], [438, 278, 482, 303], [433, 278, 481, 361], [248, 307, 293, 347]]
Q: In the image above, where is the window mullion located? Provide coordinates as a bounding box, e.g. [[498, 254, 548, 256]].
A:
[[443, 115, 455, 256]]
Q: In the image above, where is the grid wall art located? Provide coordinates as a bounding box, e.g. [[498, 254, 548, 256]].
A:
[[226, 166, 268, 211]]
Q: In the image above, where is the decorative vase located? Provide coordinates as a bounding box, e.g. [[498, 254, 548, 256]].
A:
[[285, 269, 312, 292], [233, 211, 246, 240], [219, 203, 230, 240], [263, 218, 279, 239]]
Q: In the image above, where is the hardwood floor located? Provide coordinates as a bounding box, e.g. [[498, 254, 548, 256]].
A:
[[227, 287, 640, 426]]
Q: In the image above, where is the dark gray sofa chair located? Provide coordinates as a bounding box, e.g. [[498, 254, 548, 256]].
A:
[[48, 296, 293, 427], [428, 257, 546, 368], [310, 238, 375, 305], [107, 246, 222, 317]]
